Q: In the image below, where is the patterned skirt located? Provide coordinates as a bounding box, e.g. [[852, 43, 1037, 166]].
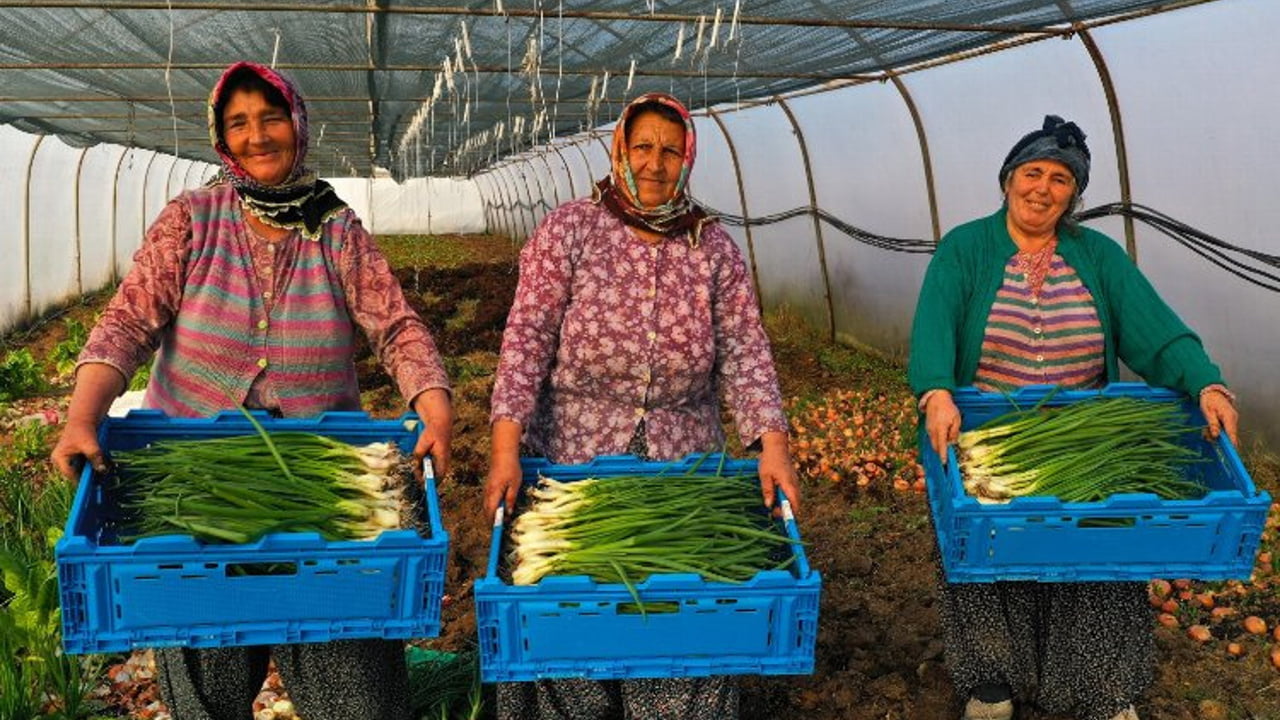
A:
[[936, 565, 1155, 720], [496, 677, 738, 720], [155, 639, 410, 720]]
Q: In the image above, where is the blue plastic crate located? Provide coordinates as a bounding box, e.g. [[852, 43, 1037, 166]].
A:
[[922, 383, 1273, 583], [56, 410, 449, 654], [474, 454, 821, 682]]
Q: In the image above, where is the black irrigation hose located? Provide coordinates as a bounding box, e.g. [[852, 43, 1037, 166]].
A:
[[702, 203, 936, 254], [1077, 202, 1280, 293], [484, 196, 1279, 293], [696, 199, 1280, 292]]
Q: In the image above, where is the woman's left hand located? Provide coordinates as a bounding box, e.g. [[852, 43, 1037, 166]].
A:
[[411, 388, 454, 482], [1200, 387, 1239, 447], [758, 431, 801, 516]]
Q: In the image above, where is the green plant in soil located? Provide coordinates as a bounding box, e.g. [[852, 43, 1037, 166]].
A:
[[444, 354, 495, 385], [49, 317, 89, 378], [0, 461, 106, 719], [5, 422, 56, 467], [127, 360, 152, 391], [0, 348, 48, 402], [407, 648, 483, 720]]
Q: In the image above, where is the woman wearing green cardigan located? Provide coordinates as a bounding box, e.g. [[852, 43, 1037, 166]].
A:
[[908, 116, 1238, 720]]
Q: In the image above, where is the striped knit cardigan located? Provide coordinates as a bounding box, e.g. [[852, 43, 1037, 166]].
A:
[[143, 183, 360, 418]]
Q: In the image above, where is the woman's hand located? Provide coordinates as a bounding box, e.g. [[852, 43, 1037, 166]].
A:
[[50, 363, 126, 484], [51, 417, 108, 484], [758, 431, 801, 515], [411, 388, 453, 482], [1200, 387, 1239, 447], [924, 389, 961, 464], [485, 419, 524, 520]]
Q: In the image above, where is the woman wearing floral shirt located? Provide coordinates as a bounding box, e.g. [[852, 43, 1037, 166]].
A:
[[484, 93, 801, 720]]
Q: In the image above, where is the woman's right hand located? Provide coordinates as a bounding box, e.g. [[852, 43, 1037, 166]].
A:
[[924, 389, 962, 464], [51, 417, 108, 483], [484, 452, 523, 521], [484, 419, 524, 520], [50, 363, 126, 484]]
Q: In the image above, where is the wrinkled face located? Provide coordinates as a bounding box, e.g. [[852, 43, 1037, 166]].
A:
[[221, 87, 297, 186], [1004, 159, 1076, 238], [626, 110, 686, 207]]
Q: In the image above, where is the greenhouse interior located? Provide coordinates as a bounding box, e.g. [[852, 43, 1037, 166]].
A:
[[2, 1, 1279, 719]]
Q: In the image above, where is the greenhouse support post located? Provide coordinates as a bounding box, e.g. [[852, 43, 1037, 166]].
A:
[[707, 107, 764, 314], [1070, 16, 1139, 263], [534, 151, 561, 211], [73, 146, 91, 296], [548, 143, 577, 200], [21, 135, 47, 320], [775, 96, 836, 342], [888, 75, 941, 244]]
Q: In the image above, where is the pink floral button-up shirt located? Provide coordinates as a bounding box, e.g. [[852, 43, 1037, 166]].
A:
[[490, 199, 788, 465]]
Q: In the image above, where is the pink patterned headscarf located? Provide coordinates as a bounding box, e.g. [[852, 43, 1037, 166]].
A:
[[207, 61, 344, 240], [592, 93, 714, 244]]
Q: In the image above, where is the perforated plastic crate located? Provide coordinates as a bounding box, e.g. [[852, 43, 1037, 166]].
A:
[[56, 410, 448, 654], [923, 383, 1272, 583], [474, 454, 821, 682]]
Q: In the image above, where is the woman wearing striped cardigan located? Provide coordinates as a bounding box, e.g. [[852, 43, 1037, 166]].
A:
[[908, 115, 1238, 720], [51, 61, 452, 720]]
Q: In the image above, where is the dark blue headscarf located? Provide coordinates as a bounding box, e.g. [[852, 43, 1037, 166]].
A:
[[998, 115, 1091, 192]]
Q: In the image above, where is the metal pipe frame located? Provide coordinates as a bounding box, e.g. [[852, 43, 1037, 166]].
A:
[[73, 145, 92, 295], [774, 96, 836, 342], [705, 108, 763, 311], [22, 135, 48, 319]]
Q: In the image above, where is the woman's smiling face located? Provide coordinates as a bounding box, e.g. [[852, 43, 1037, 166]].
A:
[[1004, 158, 1076, 239], [221, 87, 297, 186]]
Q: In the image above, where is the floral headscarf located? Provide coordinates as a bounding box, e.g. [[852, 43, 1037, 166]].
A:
[[592, 92, 714, 245], [207, 61, 345, 240]]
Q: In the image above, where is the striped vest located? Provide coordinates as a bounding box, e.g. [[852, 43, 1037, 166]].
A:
[[974, 255, 1106, 392], [143, 184, 360, 418]]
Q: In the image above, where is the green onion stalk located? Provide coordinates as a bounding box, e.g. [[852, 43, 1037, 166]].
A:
[[111, 414, 413, 544], [957, 396, 1208, 503], [509, 472, 796, 589]]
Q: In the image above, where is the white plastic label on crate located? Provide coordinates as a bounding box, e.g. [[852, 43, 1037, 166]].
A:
[[781, 499, 794, 522], [493, 505, 505, 528], [421, 457, 435, 481]]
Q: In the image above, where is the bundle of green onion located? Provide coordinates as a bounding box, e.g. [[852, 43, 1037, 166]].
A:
[[509, 472, 795, 588], [111, 417, 412, 544], [957, 396, 1208, 502]]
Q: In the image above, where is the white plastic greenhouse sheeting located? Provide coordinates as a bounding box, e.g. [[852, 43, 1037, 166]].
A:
[[476, 0, 1280, 447], [326, 176, 486, 236], [0, 125, 217, 335], [0, 129, 486, 338]]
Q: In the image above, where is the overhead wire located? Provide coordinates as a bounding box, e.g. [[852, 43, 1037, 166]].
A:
[[694, 198, 1280, 292], [1077, 202, 1280, 293]]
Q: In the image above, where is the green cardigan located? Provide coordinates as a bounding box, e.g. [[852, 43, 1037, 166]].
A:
[[907, 208, 1224, 397]]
